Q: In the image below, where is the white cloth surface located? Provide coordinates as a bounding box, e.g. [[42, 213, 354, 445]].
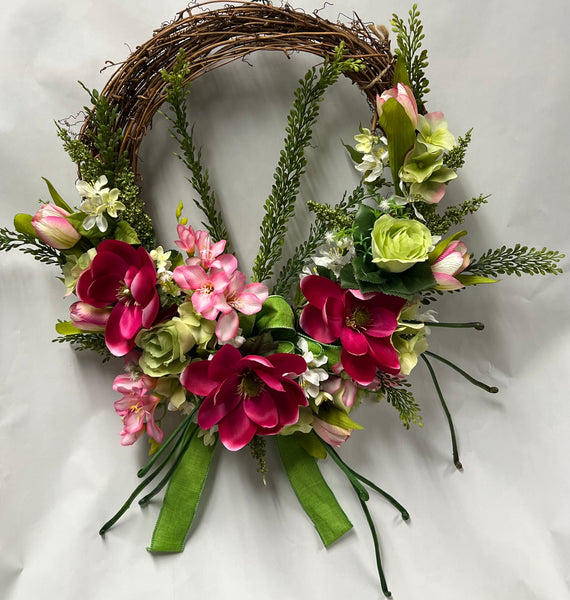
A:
[[1, 1, 569, 599]]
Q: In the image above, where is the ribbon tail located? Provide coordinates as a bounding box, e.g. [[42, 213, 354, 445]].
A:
[[148, 430, 217, 553], [277, 435, 353, 547]]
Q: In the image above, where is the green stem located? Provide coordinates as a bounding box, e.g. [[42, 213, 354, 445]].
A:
[[421, 355, 463, 470], [424, 350, 498, 393], [323, 443, 369, 501], [137, 405, 200, 477], [99, 420, 194, 535], [137, 425, 198, 506], [354, 485, 392, 598], [324, 443, 409, 521], [405, 320, 485, 330]]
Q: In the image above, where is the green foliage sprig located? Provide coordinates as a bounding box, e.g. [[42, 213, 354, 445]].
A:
[[161, 51, 230, 248], [252, 44, 362, 283], [273, 184, 366, 297], [57, 87, 154, 249], [391, 4, 430, 111], [468, 245, 565, 278], [52, 331, 113, 362], [0, 228, 61, 265], [418, 194, 490, 235], [377, 375, 423, 429], [444, 129, 473, 171]]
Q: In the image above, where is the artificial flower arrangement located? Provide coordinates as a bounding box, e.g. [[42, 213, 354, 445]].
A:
[[0, 3, 564, 596]]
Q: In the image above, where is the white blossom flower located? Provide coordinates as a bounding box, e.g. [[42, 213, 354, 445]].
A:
[[355, 144, 389, 183], [76, 175, 124, 232], [312, 235, 355, 277], [150, 246, 172, 273], [297, 338, 329, 398]]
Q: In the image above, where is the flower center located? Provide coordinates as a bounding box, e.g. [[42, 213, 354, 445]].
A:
[[345, 308, 371, 332], [200, 282, 215, 295], [238, 370, 264, 398], [117, 283, 135, 305]]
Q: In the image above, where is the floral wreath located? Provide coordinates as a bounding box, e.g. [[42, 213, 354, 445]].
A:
[[0, 2, 564, 597]]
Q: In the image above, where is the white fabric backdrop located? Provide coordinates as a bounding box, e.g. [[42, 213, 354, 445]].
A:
[[1, 1, 569, 599]]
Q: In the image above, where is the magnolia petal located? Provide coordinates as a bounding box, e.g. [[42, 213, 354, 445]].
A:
[[341, 350, 377, 385], [208, 344, 242, 382], [300, 275, 342, 309], [299, 305, 336, 344], [340, 327, 368, 356], [244, 391, 279, 428], [181, 360, 218, 396], [217, 403, 257, 451], [367, 337, 400, 374]]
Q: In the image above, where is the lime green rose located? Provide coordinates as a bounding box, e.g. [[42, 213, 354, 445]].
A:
[[136, 302, 215, 377], [371, 214, 432, 273]]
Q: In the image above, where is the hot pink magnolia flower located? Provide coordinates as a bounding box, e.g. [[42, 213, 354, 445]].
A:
[[181, 344, 308, 450], [215, 271, 269, 342], [76, 240, 160, 356], [376, 83, 418, 128], [431, 240, 470, 290], [31, 204, 81, 249], [113, 373, 162, 446], [299, 275, 406, 385]]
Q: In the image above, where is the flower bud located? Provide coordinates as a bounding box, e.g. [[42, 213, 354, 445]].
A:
[[431, 240, 470, 290], [31, 204, 81, 249], [377, 83, 418, 128], [70, 301, 112, 332]]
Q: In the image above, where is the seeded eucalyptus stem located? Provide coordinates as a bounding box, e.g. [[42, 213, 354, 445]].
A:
[[421, 355, 462, 470], [424, 350, 498, 394]]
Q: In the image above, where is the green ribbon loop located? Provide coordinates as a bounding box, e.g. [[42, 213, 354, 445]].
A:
[[254, 295, 296, 339], [148, 431, 217, 553], [277, 435, 353, 547]]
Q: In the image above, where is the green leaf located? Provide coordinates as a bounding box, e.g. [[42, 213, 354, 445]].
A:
[[378, 97, 416, 191], [342, 141, 364, 164], [352, 205, 377, 239], [66, 212, 106, 242], [238, 313, 256, 338], [392, 55, 411, 87], [292, 432, 327, 460], [429, 230, 467, 262], [55, 321, 82, 335], [42, 178, 74, 213], [114, 221, 141, 245], [455, 274, 498, 286], [277, 341, 296, 353], [318, 406, 363, 431], [14, 214, 37, 237]]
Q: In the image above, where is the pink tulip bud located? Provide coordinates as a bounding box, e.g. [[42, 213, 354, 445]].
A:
[[31, 204, 81, 250], [431, 241, 470, 290], [312, 417, 352, 447], [376, 83, 419, 128], [321, 376, 358, 410], [70, 301, 112, 332]]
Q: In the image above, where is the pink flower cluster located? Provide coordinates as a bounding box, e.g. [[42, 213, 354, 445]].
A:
[[113, 373, 162, 446], [173, 225, 268, 342]]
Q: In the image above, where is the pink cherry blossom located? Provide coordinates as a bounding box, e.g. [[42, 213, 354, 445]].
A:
[[183, 230, 227, 270], [215, 271, 269, 342], [175, 223, 197, 254], [181, 344, 308, 450], [113, 373, 162, 446], [173, 264, 231, 320], [299, 275, 406, 385], [76, 240, 160, 356], [431, 240, 470, 290]]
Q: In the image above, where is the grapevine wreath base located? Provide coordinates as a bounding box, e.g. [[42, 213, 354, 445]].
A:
[[1, 1, 564, 598]]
